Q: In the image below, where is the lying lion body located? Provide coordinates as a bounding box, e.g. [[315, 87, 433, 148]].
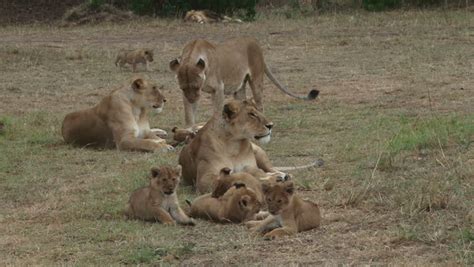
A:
[[178, 100, 275, 193], [246, 179, 321, 239], [170, 37, 318, 126], [62, 77, 172, 152], [189, 183, 261, 223], [184, 10, 242, 24], [115, 49, 154, 72], [125, 165, 194, 225]]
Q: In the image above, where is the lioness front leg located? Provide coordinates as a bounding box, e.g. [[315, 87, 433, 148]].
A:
[[252, 143, 275, 172], [119, 136, 173, 152], [183, 95, 197, 127], [212, 87, 225, 116], [263, 227, 297, 239], [151, 206, 176, 225]]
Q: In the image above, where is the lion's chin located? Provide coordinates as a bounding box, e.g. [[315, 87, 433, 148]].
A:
[[255, 134, 271, 145], [152, 107, 163, 114]]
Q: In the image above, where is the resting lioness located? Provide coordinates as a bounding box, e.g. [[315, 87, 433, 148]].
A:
[[62, 77, 173, 152], [184, 10, 242, 24], [188, 183, 261, 223], [246, 179, 321, 239], [169, 37, 319, 126], [125, 165, 195, 226], [115, 49, 154, 72], [179, 99, 276, 193]]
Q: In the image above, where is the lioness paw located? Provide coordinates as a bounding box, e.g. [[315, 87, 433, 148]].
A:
[[162, 220, 176, 226]]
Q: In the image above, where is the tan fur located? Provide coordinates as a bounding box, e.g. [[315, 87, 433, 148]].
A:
[[212, 167, 264, 204], [115, 49, 154, 72], [178, 99, 276, 193], [189, 183, 261, 223], [184, 10, 242, 24], [62, 77, 173, 152], [125, 165, 194, 226], [171, 126, 196, 143], [169, 37, 317, 127], [246, 179, 321, 239]]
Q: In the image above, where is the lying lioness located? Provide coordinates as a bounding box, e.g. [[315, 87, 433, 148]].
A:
[[62, 77, 173, 152], [179, 99, 276, 193]]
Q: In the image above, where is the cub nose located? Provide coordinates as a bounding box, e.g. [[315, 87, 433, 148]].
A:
[[265, 123, 273, 130], [163, 98, 167, 103]]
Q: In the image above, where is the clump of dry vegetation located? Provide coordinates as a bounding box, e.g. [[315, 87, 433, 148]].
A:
[[61, 3, 135, 26]]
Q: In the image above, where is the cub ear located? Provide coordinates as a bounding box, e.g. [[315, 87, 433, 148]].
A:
[[233, 182, 246, 189], [150, 167, 160, 178], [196, 58, 205, 70], [169, 58, 180, 72], [223, 101, 240, 121], [175, 165, 182, 175], [171, 127, 178, 133], [261, 182, 270, 194], [132, 78, 145, 92], [239, 195, 251, 208], [285, 181, 295, 195], [219, 167, 232, 176]]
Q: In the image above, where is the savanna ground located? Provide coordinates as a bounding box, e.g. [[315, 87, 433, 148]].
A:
[[0, 10, 473, 265]]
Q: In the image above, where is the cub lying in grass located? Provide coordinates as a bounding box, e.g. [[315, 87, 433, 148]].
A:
[[246, 177, 321, 239], [125, 165, 194, 226], [188, 182, 261, 223]]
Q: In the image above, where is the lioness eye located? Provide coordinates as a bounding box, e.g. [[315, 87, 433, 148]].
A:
[[249, 112, 257, 118], [277, 200, 282, 203], [266, 198, 271, 202]]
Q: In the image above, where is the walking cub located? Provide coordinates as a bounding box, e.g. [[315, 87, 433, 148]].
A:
[[246, 178, 321, 239], [125, 165, 195, 226], [115, 49, 154, 72]]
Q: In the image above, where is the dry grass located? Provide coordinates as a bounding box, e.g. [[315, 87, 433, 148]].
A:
[[0, 10, 473, 265]]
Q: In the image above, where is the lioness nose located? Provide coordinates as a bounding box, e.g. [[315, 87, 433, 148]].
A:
[[163, 98, 167, 103], [265, 123, 273, 130]]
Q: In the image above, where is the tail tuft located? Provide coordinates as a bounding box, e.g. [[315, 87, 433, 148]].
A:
[[308, 89, 320, 100]]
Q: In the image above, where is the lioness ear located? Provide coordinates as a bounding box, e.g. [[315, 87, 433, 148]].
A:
[[132, 78, 145, 92], [150, 167, 160, 178], [220, 167, 232, 176], [169, 58, 180, 72], [285, 182, 295, 195], [223, 101, 240, 121], [196, 58, 205, 70]]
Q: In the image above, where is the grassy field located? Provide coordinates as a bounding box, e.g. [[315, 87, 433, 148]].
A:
[[0, 10, 473, 265]]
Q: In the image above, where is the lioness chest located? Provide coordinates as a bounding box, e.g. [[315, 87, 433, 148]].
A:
[[132, 107, 150, 138]]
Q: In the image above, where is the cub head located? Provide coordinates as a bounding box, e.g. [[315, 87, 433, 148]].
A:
[[222, 100, 274, 145], [149, 165, 182, 195], [130, 77, 166, 113], [169, 57, 206, 104], [171, 126, 196, 143], [142, 49, 154, 62], [262, 180, 294, 215], [227, 183, 261, 222]]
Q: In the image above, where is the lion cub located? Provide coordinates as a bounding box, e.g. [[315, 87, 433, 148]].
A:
[[125, 165, 195, 226], [246, 178, 321, 239], [188, 182, 261, 223], [115, 49, 154, 72]]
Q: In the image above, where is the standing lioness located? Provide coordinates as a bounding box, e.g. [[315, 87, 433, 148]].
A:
[[62, 77, 173, 152], [169, 37, 319, 126]]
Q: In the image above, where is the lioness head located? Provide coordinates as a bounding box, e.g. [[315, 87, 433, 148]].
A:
[[149, 165, 182, 195], [222, 100, 274, 145], [262, 180, 294, 215], [130, 77, 166, 113], [227, 183, 261, 221], [169, 57, 206, 104], [142, 49, 154, 62]]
